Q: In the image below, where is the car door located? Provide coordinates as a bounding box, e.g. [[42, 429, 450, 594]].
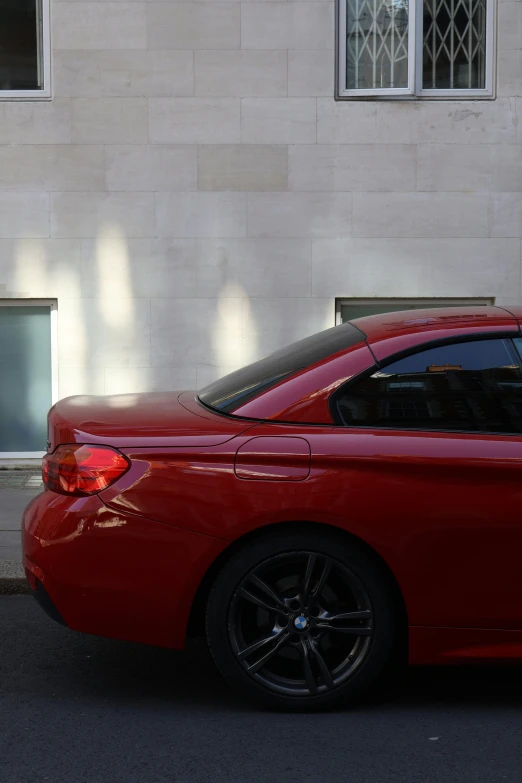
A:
[[322, 335, 522, 632]]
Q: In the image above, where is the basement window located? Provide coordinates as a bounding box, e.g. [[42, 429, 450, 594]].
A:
[[335, 298, 494, 324], [0, 0, 51, 98]]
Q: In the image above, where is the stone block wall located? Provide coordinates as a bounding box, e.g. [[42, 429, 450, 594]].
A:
[[0, 0, 520, 397]]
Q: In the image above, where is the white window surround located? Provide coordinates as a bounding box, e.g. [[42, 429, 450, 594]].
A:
[[336, 0, 496, 100], [1, 0, 52, 100], [335, 297, 494, 325], [0, 299, 57, 459]]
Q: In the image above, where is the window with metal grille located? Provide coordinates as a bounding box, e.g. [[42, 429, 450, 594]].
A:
[[0, 0, 51, 98], [337, 0, 494, 98]]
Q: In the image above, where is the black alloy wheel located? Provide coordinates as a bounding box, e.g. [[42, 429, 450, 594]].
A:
[[229, 552, 373, 696], [206, 529, 399, 711]]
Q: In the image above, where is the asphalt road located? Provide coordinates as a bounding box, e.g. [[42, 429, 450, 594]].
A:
[[1, 598, 522, 783]]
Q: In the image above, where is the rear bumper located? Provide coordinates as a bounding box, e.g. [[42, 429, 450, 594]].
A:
[[30, 580, 66, 626], [22, 491, 227, 649]]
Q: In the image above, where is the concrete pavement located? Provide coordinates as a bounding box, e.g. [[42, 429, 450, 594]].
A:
[[0, 472, 42, 588]]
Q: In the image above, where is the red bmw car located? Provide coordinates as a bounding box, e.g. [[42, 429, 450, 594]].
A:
[[22, 306, 522, 710]]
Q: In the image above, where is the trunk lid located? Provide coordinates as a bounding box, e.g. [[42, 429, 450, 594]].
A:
[[47, 391, 255, 451]]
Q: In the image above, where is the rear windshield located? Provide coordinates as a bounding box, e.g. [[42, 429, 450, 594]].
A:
[[199, 322, 366, 414]]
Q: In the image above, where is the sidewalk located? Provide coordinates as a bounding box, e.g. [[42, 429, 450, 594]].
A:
[[0, 472, 43, 591]]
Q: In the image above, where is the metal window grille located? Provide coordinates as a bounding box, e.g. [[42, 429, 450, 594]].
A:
[[422, 0, 487, 89], [338, 0, 493, 97], [346, 0, 410, 89]]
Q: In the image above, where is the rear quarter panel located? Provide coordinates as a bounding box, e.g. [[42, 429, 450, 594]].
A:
[[100, 420, 522, 635]]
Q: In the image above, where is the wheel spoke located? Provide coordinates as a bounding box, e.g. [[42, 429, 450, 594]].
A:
[[299, 639, 318, 695], [312, 557, 332, 599], [244, 573, 288, 613], [317, 607, 372, 636], [238, 587, 280, 614], [245, 631, 291, 674], [309, 638, 334, 691], [323, 609, 372, 622], [303, 554, 332, 601], [303, 554, 317, 600], [238, 628, 286, 661]]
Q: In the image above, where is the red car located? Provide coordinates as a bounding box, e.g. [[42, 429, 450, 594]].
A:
[[22, 306, 522, 710]]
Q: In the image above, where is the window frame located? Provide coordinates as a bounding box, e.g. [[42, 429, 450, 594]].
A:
[[329, 332, 522, 435], [1, 0, 52, 100], [336, 0, 496, 100], [0, 298, 58, 458]]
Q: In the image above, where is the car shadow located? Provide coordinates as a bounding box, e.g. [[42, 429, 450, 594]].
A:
[[5, 598, 522, 713], [54, 628, 522, 713]]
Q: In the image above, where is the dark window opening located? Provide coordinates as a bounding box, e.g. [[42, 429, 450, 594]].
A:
[[0, 0, 42, 91], [336, 338, 522, 434], [422, 0, 486, 90]]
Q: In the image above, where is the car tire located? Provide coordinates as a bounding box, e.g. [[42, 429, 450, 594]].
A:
[[205, 527, 400, 712]]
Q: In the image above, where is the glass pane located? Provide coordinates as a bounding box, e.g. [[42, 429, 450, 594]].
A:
[[200, 323, 365, 413], [0, 0, 43, 91], [0, 307, 52, 451], [337, 339, 522, 434], [422, 0, 487, 89], [346, 0, 410, 90]]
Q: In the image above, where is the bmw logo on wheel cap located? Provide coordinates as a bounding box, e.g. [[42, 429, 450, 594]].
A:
[[294, 615, 308, 630]]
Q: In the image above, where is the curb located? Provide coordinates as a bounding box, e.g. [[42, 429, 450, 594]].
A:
[[0, 561, 29, 595], [0, 578, 29, 595], [0, 464, 42, 472]]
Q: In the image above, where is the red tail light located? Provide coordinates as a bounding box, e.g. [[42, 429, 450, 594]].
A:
[[42, 445, 130, 496]]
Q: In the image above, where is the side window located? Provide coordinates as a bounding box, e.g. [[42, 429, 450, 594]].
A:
[[336, 338, 522, 434]]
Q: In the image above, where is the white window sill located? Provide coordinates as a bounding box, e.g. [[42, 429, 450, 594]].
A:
[[335, 91, 496, 102], [0, 91, 52, 101]]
